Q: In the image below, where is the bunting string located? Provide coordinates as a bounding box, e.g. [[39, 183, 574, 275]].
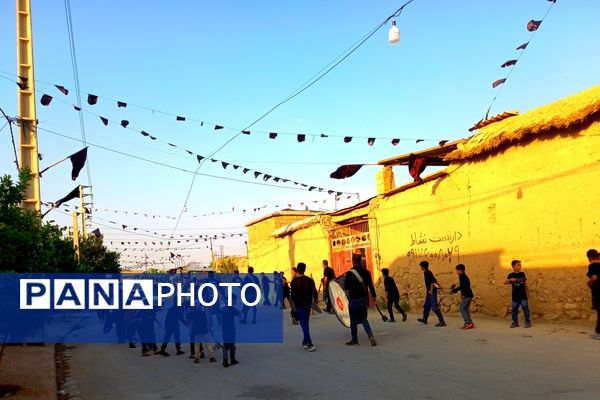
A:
[[28, 93, 353, 195], [0, 71, 444, 146], [37, 125, 356, 195], [44, 203, 246, 241], [481, 0, 557, 122], [86, 195, 354, 220]]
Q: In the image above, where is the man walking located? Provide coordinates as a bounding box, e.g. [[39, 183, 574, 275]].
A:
[[290, 262, 318, 352], [241, 267, 260, 324], [344, 254, 377, 346], [417, 261, 446, 327]]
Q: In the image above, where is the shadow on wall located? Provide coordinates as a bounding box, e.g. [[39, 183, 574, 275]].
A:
[[383, 250, 592, 323]]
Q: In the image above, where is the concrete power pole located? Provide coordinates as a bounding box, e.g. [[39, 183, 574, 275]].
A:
[[16, 0, 41, 213]]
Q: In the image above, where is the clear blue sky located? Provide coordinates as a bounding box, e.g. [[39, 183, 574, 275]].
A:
[[1, 0, 599, 268]]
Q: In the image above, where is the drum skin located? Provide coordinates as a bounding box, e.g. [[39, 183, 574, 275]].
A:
[[328, 279, 350, 328]]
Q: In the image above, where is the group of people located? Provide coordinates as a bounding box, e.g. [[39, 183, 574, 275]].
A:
[[288, 248, 600, 351]]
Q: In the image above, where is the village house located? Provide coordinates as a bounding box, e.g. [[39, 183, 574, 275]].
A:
[[246, 84, 600, 322]]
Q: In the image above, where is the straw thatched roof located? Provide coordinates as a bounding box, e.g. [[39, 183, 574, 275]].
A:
[[446, 84, 600, 161], [272, 214, 327, 238]]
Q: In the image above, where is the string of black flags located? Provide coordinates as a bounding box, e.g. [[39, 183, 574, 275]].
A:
[[30, 91, 355, 195], [1, 71, 447, 147], [88, 195, 353, 219], [476, 0, 557, 127], [43, 202, 245, 241]]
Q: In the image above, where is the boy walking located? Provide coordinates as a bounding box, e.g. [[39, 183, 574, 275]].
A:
[[290, 262, 318, 352], [189, 306, 216, 363], [505, 259, 531, 328], [381, 268, 407, 322], [586, 249, 600, 339], [221, 294, 241, 367], [417, 261, 446, 327], [450, 264, 475, 329]]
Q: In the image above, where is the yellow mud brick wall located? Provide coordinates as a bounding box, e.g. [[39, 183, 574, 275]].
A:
[[248, 216, 330, 280], [372, 121, 600, 321]]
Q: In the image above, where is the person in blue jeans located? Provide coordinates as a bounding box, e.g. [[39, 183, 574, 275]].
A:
[[505, 259, 531, 328], [290, 262, 318, 352], [344, 253, 378, 346], [417, 261, 446, 327]]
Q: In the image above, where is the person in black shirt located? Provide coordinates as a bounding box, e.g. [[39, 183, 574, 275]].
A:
[[189, 306, 216, 363], [260, 272, 272, 306], [382, 268, 407, 322], [322, 260, 336, 313], [344, 254, 377, 346], [451, 264, 474, 330], [221, 294, 242, 367], [417, 261, 446, 327], [241, 267, 260, 324], [290, 262, 318, 352], [586, 249, 600, 339], [504, 259, 531, 328], [159, 303, 186, 356]]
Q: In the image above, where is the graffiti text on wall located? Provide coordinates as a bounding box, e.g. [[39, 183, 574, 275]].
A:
[[408, 231, 463, 263]]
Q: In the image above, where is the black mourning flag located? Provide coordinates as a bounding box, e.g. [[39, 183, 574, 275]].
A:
[[87, 94, 98, 105], [269, 132, 278, 139], [141, 131, 150, 137], [196, 155, 204, 162], [320, 133, 328, 138], [439, 140, 449, 146], [527, 20, 542, 32], [176, 116, 186, 121], [149, 135, 156, 140], [501, 59, 517, 68], [243, 168, 249, 173], [391, 139, 400, 146], [254, 171, 261, 178], [53, 186, 80, 208], [330, 164, 363, 179], [91, 228, 102, 238], [69, 147, 88, 180], [55, 85, 69, 95], [120, 120, 129, 128], [117, 101, 127, 108], [74, 105, 81, 111], [344, 136, 353, 143], [368, 138, 376, 146], [242, 130, 251, 135], [516, 42, 529, 50], [416, 139, 424, 143], [100, 116, 109, 126], [41, 94, 53, 106], [492, 78, 506, 88], [214, 125, 224, 130], [263, 174, 272, 181], [222, 162, 229, 169], [297, 134, 306, 142]]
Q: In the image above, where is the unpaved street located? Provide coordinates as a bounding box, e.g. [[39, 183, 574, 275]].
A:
[[68, 312, 600, 400]]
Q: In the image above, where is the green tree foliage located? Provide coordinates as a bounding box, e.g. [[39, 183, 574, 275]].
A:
[[0, 170, 120, 273], [79, 235, 120, 273], [210, 256, 246, 273]]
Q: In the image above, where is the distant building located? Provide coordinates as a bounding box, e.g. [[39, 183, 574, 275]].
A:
[[182, 262, 213, 273]]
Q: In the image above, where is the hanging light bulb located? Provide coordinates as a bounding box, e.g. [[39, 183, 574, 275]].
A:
[[388, 19, 400, 44]]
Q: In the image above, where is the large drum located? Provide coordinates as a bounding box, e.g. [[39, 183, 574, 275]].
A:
[[328, 277, 350, 328]]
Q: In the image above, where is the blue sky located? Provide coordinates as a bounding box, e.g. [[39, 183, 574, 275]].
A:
[[1, 0, 599, 268]]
